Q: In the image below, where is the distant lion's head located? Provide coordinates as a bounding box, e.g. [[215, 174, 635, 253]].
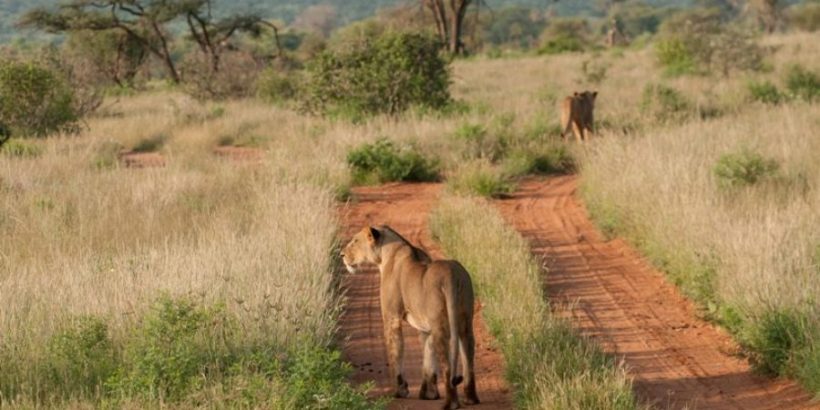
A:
[[341, 226, 382, 273]]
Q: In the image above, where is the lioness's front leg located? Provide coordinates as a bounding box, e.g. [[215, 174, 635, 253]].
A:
[[384, 317, 408, 398]]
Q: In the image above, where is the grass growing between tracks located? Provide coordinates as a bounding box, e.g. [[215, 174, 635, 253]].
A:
[[430, 195, 637, 410]]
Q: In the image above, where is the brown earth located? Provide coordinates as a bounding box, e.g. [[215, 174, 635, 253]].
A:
[[493, 176, 818, 410], [337, 182, 513, 410]]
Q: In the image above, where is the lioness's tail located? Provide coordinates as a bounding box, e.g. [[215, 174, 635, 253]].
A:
[[444, 269, 463, 387]]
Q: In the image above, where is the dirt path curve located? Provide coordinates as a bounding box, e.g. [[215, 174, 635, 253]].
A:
[[338, 183, 512, 410], [494, 176, 817, 410]]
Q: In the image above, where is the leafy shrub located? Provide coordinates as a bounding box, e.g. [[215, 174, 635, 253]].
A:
[[654, 38, 697, 76], [1, 139, 44, 158], [746, 309, 810, 376], [713, 149, 779, 188], [182, 51, 263, 100], [108, 297, 233, 402], [537, 18, 590, 55], [447, 160, 514, 198], [347, 139, 439, 185], [302, 31, 450, 118], [0, 61, 78, 137], [640, 83, 691, 124], [47, 317, 117, 396], [284, 348, 381, 410], [748, 80, 784, 104], [256, 68, 299, 104], [655, 9, 764, 76], [785, 65, 820, 102], [451, 122, 508, 161]]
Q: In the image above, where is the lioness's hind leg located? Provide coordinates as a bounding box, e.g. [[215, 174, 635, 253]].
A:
[[572, 121, 584, 143], [434, 330, 461, 409], [419, 332, 440, 400], [459, 330, 479, 405]]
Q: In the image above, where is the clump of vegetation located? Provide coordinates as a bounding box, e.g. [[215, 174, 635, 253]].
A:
[[1, 139, 44, 159], [431, 196, 637, 409], [302, 31, 450, 118], [46, 317, 117, 397], [257, 68, 299, 104], [503, 145, 576, 177], [745, 309, 812, 376], [446, 160, 514, 198], [0, 61, 78, 137], [747, 80, 784, 104], [131, 134, 167, 153], [785, 65, 820, 102], [451, 122, 508, 161], [640, 83, 691, 124], [713, 149, 779, 188], [347, 139, 439, 185], [91, 140, 124, 170], [786, 2, 820, 32], [537, 18, 590, 55]]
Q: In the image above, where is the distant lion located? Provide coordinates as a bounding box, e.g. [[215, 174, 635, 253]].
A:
[[342, 225, 479, 409], [560, 90, 598, 142]]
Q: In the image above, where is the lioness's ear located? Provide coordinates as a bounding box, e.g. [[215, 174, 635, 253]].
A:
[[368, 227, 381, 244], [591, 91, 598, 99], [573, 91, 579, 96]]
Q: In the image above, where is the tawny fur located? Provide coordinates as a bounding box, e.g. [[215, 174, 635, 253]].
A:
[[342, 226, 480, 409], [560, 90, 598, 142]]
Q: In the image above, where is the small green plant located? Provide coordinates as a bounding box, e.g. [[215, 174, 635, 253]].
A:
[[451, 122, 508, 161], [47, 316, 117, 396], [640, 83, 691, 124], [447, 160, 514, 198], [284, 348, 381, 410], [503, 145, 576, 177], [748, 80, 784, 104], [654, 38, 697, 76], [785, 65, 820, 102], [746, 309, 810, 376], [713, 149, 779, 188], [131, 134, 167, 153], [347, 139, 439, 185], [1, 139, 44, 158], [0, 61, 78, 137]]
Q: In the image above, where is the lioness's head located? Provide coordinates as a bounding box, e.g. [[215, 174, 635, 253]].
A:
[[341, 226, 382, 274]]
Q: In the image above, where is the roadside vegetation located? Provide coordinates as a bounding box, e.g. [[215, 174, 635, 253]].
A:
[[431, 195, 637, 409]]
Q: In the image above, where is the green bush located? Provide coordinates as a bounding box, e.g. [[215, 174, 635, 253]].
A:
[[257, 68, 299, 104], [451, 122, 509, 161], [713, 149, 779, 188], [347, 139, 439, 185], [748, 80, 784, 104], [785, 65, 820, 102], [654, 38, 698, 76], [0, 61, 78, 137], [746, 309, 811, 376], [537, 18, 590, 55], [1, 139, 44, 158], [46, 317, 117, 397], [447, 160, 514, 198], [302, 31, 450, 118], [284, 348, 381, 410], [108, 297, 233, 401], [640, 83, 691, 124]]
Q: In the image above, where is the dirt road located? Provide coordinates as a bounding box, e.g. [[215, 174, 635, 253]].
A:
[[494, 176, 816, 409], [337, 183, 512, 410]]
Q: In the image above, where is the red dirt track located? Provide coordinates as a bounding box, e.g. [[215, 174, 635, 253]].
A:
[[494, 176, 816, 410], [337, 177, 818, 409], [338, 183, 512, 410]]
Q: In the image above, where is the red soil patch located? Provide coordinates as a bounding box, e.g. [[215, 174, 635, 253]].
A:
[[493, 176, 817, 410], [338, 183, 512, 410], [119, 151, 165, 168], [213, 146, 264, 161]]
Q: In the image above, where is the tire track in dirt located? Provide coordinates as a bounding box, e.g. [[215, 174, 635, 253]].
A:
[[493, 176, 817, 409], [338, 182, 512, 410]]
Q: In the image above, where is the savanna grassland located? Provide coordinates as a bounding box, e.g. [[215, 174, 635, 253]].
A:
[[2, 1, 820, 408]]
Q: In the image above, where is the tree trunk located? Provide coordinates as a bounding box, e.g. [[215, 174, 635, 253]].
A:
[[448, 0, 471, 54]]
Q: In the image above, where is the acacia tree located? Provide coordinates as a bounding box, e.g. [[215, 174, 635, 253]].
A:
[[422, 0, 473, 54], [20, 0, 281, 83]]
